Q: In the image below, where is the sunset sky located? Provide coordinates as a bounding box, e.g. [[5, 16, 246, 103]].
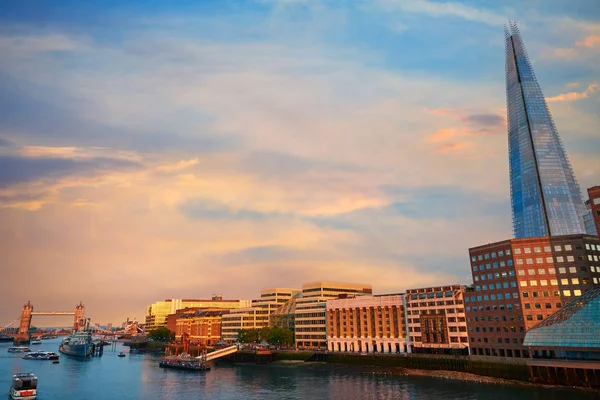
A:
[[1, 0, 599, 327]]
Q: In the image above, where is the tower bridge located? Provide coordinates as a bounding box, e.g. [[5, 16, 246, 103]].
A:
[[13, 301, 86, 345]]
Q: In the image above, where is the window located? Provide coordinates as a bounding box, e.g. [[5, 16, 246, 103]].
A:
[[565, 245, 572, 251], [521, 281, 528, 287], [471, 256, 477, 262], [545, 257, 553, 263], [559, 267, 567, 274], [545, 303, 551, 309], [506, 293, 511, 299], [526, 258, 533, 264], [510, 282, 517, 288], [507, 260, 513, 266], [548, 268, 556, 274], [528, 269, 535, 275], [473, 266, 478, 272], [474, 276, 479, 282], [526, 315, 533, 321], [556, 256, 564, 263], [530, 280, 538, 286], [544, 246, 551, 252], [506, 249, 511, 255], [567, 256, 575, 262], [485, 253, 490, 259], [537, 268, 545, 274], [522, 292, 529, 298], [503, 282, 509, 288], [515, 248, 521, 254], [534, 303, 541, 309], [499, 251, 504, 257], [563, 290, 571, 297], [536, 315, 543, 321], [561, 279, 569, 285], [550, 279, 558, 285], [524, 303, 531, 309], [500, 261, 506, 267], [554, 245, 562, 251], [518, 270, 525, 276], [585, 244, 590, 250], [569, 267, 577, 273], [534, 247, 541, 253], [571, 278, 579, 285], [574, 289, 582, 296], [478, 255, 483, 261], [492, 252, 497, 258], [524, 248, 531, 254]]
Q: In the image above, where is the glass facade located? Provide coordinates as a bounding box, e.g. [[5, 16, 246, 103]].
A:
[[505, 23, 593, 238], [523, 287, 600, 349]]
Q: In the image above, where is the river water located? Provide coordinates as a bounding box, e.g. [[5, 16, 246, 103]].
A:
[[1, 339, 598, 399]]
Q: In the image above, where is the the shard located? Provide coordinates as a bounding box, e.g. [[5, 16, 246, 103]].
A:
[[505, 22, 596, 238]]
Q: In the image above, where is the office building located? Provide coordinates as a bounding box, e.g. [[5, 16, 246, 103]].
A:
[[587, 186, 600, 238], [175, 310, 227, 346], [295, 282, 372, 350], [326, 294, 405, 354], [466, 234, 600, 357], [220, 288, 300, 342], [505, 23, 595, 238], [145, 296, 250, 331], [405, 285, 469, 354]]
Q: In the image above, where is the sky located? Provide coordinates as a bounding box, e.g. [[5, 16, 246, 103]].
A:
[[1, 0, 599, 327]]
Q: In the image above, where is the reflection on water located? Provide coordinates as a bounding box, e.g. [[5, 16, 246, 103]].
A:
[[1, 340, 599, 400]]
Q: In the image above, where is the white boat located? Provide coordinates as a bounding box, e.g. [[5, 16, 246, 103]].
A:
[[30, 340, 42, 345], [7, 347, 31, 353], [9, 373, 37, 400], [23, 351, 59, 361]]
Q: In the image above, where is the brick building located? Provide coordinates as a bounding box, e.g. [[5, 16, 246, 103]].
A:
[[405, 285, 469, 354], [466, 234, 600, 358], [175, 310, 228, 346]]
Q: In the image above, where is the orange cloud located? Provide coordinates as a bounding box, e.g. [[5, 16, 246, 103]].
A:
[[427, 128, 456, 143], [547, 83, 598, 102], [436, 142, 469, 153], [575, 36, 600, 48]]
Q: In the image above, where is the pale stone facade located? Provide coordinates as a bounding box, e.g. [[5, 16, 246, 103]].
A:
[[326, 294, 406, 354]]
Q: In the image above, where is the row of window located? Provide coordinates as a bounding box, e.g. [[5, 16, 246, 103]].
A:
[[408, 300, 458, 307], [473, 261, 513, 271], [475, 281, 518, 292], [474, 271, 515, 281], [471, 243, 600, 263]]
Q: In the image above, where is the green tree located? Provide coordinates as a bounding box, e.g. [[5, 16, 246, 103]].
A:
[[259, 326, 271, 342], [148, 327, 174, 342], [266, 326, 294, 347], [236, 328, 259, 344]]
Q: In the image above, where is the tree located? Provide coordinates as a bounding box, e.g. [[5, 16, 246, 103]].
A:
[[259, 326, 271, 342], [236, 328, 259, 344], [148, 327, 174, 342], [266, 326, 294, 347]]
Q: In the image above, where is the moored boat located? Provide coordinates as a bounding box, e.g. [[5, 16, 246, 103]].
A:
[[59, 330, 94, 358], [23, 351, 59, 361], [158, 356, 210, 372], [8, 347, 31, 353], [9, 373, 37, 400], [30, 340, 42, 345]]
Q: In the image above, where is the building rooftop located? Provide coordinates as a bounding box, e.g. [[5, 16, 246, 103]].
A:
[[523, 287, 600, 349]]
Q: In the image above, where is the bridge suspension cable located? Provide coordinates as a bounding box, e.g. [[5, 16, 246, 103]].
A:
[[0, 319, 19, 334]]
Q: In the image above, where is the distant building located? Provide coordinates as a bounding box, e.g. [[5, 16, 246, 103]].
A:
[[221, 288, 300, 342], [405, 285, 469, 354], [587, 186, 600, 239], [326, 294, 405, 354], [145, 296, 250, 332], [175, 310, 228, 346], [466, 234, 600, 358], [106, 323, 112, 332], [295, 281, 372, 350]]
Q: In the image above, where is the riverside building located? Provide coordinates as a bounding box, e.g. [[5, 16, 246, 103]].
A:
[[175, 310, 227, 346], [295, 281, 372, 350], [587, 186, 600, 239], [146, 296, 250, 332], [220, 288, 300, 342], [405, 285, 469, 354], [466, 235, 600, 358], [326, 294, 405, 354]]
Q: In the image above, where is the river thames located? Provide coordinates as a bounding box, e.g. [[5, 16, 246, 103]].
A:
[[1, 339, 599, 400]]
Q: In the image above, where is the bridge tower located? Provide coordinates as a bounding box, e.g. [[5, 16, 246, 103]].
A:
[[14, 301, 33, 345], [73, 302, 85, 331]]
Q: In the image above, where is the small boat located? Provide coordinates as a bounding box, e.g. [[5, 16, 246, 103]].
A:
[[8, 347, 31, 353], [159, 356, 210, 372], [30, 340, 42, 345], [118, 351, 126, 357], [23, 351, 59, 361], [9, 373, 37, 400]]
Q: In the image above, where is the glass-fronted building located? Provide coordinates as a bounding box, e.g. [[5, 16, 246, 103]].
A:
[[505, 23, 596, 238], [523, 287, 600, 360]]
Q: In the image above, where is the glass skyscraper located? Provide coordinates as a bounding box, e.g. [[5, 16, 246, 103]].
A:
[[505, 23, 596, 238]]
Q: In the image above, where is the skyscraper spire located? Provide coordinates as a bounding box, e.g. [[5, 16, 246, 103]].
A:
[[504, 23, 596, 238]]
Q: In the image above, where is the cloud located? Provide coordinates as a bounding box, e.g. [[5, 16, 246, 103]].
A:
[[546, 83, 598, 102], [462, 113, 505, 127], [0, 154, 141, 188], [427, 128, 456, 143], [0, 137, 15, 147], [575, 35, 600, 48], [377, 0, 506, 26]]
